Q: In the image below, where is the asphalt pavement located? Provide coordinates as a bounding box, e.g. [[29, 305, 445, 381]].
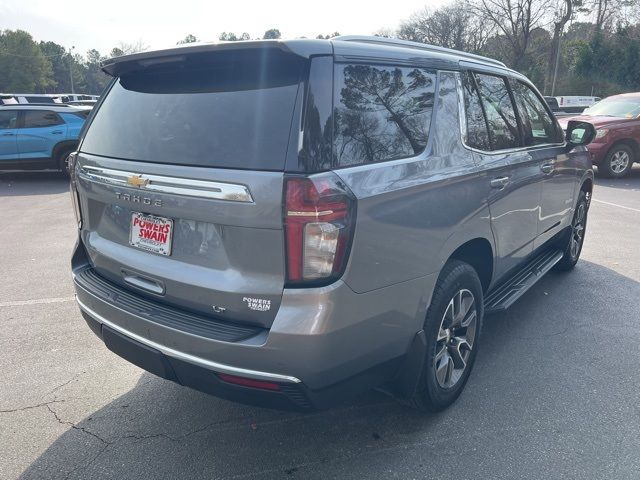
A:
[[1, 168, 639, 479]]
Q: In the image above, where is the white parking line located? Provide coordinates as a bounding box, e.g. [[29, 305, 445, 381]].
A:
[[592, 198, 640, 213], [0, 296, 75, 308]]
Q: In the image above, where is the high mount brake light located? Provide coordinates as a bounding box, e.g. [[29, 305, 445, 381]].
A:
[[284, 174, 356, 286]]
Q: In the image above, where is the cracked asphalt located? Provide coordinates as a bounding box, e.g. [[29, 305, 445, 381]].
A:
[[1, 168, 640, 479]]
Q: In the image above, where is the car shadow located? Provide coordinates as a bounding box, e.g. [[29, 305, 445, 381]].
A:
[[0, 171, 69, 196], [594, 164, 640, 188], [18, 259, 640, 479]]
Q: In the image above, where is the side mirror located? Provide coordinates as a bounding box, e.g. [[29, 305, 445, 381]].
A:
[[566, 120, 596, 147]]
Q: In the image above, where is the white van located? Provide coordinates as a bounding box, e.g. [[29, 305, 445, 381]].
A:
[[556, 96, 601, 113]]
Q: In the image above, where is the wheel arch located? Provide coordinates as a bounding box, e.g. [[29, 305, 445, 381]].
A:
[[52, 140, 79, 163], [579, 170, 594, 208], [607, 138, 638, 163], [447, 238, 494, 293]]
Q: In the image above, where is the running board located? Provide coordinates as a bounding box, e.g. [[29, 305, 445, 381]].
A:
[[484, 249, 564, 314]]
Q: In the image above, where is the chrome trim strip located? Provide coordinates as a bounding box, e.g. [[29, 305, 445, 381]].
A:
[[287, 210, 334, 217], [75, 296, 301, 384], [79, 166, 254, 203]]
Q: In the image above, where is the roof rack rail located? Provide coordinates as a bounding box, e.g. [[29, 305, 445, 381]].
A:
[[0, 103, 72, 107], [333, 35, 507, 68]]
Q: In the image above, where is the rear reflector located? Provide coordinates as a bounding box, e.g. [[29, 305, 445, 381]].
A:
[[284, 173, 356, 286], [217, 373, 280, 391]]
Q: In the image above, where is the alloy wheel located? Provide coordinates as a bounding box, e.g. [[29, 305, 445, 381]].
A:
[[434, 289, 477, 389], [610, 150, 630, 174], [570, 202, 586, 260]]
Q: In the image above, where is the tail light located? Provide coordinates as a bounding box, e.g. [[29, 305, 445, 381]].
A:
[[68, 152, 82, 229], [284, 173, 356, 286]]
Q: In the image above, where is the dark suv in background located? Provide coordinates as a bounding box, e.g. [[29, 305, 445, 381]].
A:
[[70, 36, 594, 411]]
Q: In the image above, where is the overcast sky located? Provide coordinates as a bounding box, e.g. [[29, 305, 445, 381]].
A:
[[1, 0, 449, 55]]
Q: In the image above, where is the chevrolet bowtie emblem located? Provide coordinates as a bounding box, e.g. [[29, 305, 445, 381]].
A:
[[127, 175, 149, 188]]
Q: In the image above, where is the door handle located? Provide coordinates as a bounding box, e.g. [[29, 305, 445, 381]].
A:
[[1, 132, 15, 136], [122, 273, 165, 295], [51, 130, 63, 135], [490, 176, 510, 189], [541, 163, 554, 174]]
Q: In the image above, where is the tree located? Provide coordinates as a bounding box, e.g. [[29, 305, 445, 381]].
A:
[[263, 28, 281, 39], [398, 1, 492, 53], [219, 32, 250, 41], [574, 25, 640, 94], [84, 49, 109, 95], [545, 0, 575, 94], [316, 32, 340, 39], [109, 41, 147, 58], [472, 0, 552, 69], [38, 41, 70, 92], [373, 28, 395, 38], [0, 30, 53, 92], [177, 34, 198, 44]]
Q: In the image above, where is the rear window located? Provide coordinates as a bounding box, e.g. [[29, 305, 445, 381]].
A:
[[81, 50, 304, 170]]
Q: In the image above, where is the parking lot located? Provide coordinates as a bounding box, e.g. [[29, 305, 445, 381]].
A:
[[1, 169, 640, 479]]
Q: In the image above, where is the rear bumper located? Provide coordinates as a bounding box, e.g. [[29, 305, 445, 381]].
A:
[[77, 294, 404, 411], [81, 309, 316, 410], [73, 245, 435, 410]]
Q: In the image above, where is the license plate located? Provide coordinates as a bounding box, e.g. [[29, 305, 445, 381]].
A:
[[129, 212, 173, 256]]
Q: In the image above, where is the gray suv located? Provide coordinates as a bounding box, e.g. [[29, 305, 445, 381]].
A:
[[70, 36, 595, 411]]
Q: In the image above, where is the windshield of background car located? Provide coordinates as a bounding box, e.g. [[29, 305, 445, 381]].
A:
[[81, 49, 304, 170], [583, 98, 640, 118]]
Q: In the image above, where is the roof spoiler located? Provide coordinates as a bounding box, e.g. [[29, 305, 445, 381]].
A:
[[100, 40, 332, 77]]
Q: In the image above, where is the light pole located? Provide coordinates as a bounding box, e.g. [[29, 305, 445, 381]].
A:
[[68, 46, 76, 95]]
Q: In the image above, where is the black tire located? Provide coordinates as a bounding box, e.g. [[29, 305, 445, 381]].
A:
[[55, 146, 75, 178], [554, 191, 588, 271], [407, 260, 484, 412], [600, 144, 634, 178]]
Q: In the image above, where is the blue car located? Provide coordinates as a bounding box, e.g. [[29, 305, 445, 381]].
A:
[[0, 104, 91, 175]]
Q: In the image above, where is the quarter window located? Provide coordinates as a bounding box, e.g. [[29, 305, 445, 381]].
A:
[[473, 73, 521, 150], [512, 81, 563, 145], [333, 63, 436, 166], [0, 110, 18, 129], [22, 110, 64, 128]]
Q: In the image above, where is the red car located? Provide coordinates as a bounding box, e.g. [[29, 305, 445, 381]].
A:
[[559, 93, 640, 178]]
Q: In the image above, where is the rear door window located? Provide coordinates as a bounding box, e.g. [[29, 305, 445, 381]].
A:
[[473, 73, 521, 150], [81, 49, 304, 170], [333, 63, 436, 166], [512, 81, 563, 146], [22, 110, 64, 128], [461, 72, 491, 151]]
